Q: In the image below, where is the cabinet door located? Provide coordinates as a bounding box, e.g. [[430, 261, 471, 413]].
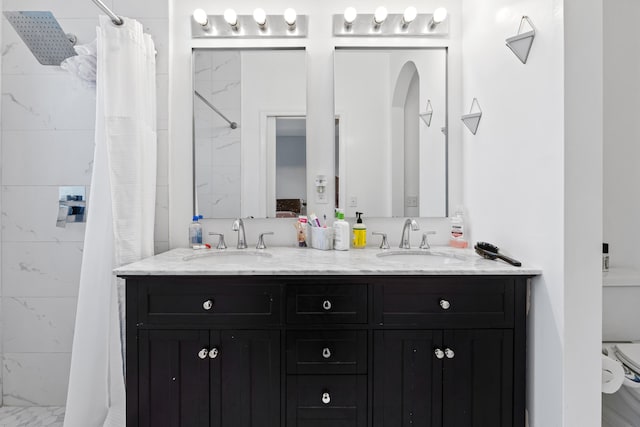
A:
[[442, 330, 514, 427], [373, 331, 442, 427], [210, 330, 281, 427], [138, 330, 211, 427]]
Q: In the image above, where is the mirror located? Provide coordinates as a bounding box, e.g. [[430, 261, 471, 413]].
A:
[[193, 48, 307, 219], [334, 48, 448, 218]]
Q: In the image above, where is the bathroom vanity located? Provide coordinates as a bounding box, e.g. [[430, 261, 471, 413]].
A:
[[117, 247, 539, 427]]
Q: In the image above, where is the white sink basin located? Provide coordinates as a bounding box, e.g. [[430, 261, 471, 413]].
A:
[[376, 250, 467, 265], [183, 250, 274, 263]]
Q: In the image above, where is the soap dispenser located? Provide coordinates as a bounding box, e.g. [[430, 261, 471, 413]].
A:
[[352, 212, 367, 249]]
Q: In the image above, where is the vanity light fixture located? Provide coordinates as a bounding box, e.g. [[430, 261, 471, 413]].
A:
[[333, 7, 448, 37], [420, 100, 434, 127], [373, 6, 388, 26], [253, 8, 267, 29], [190, 9, 307, 38], [429, 7, 448, 29], [284, 8, 297, 29], [461, 98, 482, 135], [192, 8, 210, 29], [506, 16, 536, 64], [402, 6, 417, 27], [344, 7, 357, 27], [223, 8, 238, 30]]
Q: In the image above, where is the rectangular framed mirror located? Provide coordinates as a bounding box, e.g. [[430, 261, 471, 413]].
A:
[[193, 48, 307, 219], [334, 47, 448, 218]]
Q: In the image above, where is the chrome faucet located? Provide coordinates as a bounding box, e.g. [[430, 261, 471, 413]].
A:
[[232, 218, 248, 249], [399, 218, 420, 249]]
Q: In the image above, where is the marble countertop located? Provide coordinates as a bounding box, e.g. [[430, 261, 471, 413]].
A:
[[114, 246, 541, 276]]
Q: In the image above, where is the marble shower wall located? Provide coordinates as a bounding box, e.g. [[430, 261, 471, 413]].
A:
[[0, 0, 169, 405], [193, 50, 242, 219]]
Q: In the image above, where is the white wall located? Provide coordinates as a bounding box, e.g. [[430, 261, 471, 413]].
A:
[[603, 0, 640, 270], [462, 1, 602, 426], [241, 49, 306, 217], [0, 0, 169, 405]]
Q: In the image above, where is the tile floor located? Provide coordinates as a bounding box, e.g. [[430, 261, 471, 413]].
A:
[[0, 407, 64, 427]]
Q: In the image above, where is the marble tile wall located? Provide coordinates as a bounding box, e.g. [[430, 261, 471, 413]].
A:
[[0, 0, 169, 406], [193, 50, 241, 219]]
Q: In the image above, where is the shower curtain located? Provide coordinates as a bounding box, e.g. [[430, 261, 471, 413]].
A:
[[64, 16, 156, 427]]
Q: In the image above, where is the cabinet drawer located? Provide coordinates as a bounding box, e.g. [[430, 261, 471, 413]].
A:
[[140, 279, 282, 325], [286, 375, 367, 427], [287, 285, 367, 324], [287, 331, 367, 374], [375, 278, 514, 328]]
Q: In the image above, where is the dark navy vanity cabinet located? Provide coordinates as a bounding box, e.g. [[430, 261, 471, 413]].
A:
[[123, 275, 529, 427]]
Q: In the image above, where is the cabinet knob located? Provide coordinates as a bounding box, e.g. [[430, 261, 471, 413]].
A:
[[209, 347, 219, 359], [439, 299, 451, 310], [322, 300, 332, 311], [322, 392, 331, 404], [203, 299, 214, 311], [434, 348, 445, 359], [445, 348, 455, 359], [198, 348, 209, 359], [322, 348, 332, 359]]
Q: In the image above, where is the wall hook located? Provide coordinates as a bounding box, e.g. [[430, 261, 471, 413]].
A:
[[506, 16, 535, 64], [461, 98, 482, 135], [419, 100, 433, 126]]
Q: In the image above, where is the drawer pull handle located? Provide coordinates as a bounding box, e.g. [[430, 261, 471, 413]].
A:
[[209, 347, 219, 359], [439, 299, 451, 310], [203, 299, 214, 311], [434, 348, 445, 359], [322, 348, 331, 359], [198, 348, 209, 359], [322, 392, 331, 404], [445, 348, 455, 359], [322, 300, 332, 311]]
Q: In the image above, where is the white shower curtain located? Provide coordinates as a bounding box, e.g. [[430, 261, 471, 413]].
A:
[[64, 16, 156, 427]]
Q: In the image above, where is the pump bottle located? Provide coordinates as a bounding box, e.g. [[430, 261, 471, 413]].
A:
[[352, 212, 367, 248], [333, 209, 350, 251]]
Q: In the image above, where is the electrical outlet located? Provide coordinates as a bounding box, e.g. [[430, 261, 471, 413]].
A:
[[407, 196, 418, 207], [349, 196, 358, 207]]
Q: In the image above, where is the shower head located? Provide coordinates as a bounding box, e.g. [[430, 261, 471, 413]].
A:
[[3, 11, 77, 66]]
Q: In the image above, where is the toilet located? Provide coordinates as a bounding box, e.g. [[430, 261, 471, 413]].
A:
[[602, 273, 640, 427]]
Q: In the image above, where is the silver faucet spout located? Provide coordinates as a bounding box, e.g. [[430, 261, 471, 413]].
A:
[[232, 218, 248, 249], [399, 218, 420, 249]]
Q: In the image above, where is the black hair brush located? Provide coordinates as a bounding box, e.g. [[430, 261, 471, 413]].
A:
[[474, 242, 522, 267]]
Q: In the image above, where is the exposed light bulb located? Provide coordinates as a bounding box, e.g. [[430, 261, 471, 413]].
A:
[[402, 6, 417, 25], [344, 7, 357, 25], [253, 8, 267, 27], [432, 7, 448, 24], [223, 8, 238, 28], [192, 9, 209, 27], [284, 8, 297, 28], [373, 6, 388, 25]]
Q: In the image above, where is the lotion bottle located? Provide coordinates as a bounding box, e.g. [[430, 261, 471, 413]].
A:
[[449, 207, 468, 248], [333, 209, 350, 251]]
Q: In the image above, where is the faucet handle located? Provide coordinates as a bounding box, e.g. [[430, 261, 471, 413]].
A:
[[372, 232, 390, 250], [208, 232, 227, 249], [419, 231, 437, 249], [256, 232, 274, 250]]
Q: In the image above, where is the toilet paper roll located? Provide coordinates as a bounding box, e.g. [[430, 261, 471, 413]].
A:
[[602, 353, 625, 394]]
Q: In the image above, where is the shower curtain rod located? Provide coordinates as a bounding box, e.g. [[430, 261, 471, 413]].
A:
[[91, 0, 124, 25], [194, 91, 239, 129]]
